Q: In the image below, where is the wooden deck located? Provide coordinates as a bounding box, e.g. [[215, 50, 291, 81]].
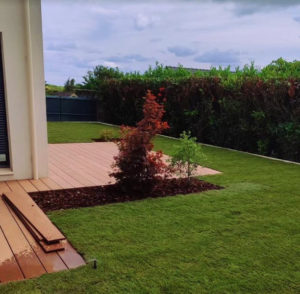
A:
[[2, 142, 220, 193], [0, 142, 220, 284]]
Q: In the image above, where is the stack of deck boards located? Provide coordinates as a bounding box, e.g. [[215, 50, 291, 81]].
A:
[[3, 191, 66, 252], [0, 190, 85, 284]]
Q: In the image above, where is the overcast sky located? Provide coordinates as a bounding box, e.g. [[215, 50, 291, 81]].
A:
[[42, 0, 300, 85]]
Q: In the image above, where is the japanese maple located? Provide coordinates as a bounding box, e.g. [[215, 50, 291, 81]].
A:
[[111, 89, 170, 194]]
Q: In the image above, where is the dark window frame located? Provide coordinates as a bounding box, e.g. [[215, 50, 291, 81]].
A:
[[0, 33, 11, 168]]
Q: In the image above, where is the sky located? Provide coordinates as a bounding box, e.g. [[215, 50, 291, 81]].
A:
[[42, 0, 300, 85]]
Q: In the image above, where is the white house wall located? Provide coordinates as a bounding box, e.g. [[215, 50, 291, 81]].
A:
[[0, 0, 48, 180]]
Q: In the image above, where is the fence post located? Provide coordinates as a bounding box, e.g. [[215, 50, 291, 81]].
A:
[[59, 96, 62, 121]]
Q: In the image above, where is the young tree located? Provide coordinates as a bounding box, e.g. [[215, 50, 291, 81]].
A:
[[64, 78, 76, 92], [170, 131, 206, 181], [111, 90, 169, 194]]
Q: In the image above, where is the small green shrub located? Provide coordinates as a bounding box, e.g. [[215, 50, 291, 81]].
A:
[[170, 131, 206, 180], [98, 130, 118, 142]]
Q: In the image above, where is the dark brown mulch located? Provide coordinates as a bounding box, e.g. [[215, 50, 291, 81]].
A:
[[92, 138, 120, 142], [30, 178, 222, 212]]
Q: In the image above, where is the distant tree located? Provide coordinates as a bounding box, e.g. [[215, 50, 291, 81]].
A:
[[45, 83, 64, 96], [262, 58, 300, 78], [82, 66, 123, 89], [64, 78, 76, 92]]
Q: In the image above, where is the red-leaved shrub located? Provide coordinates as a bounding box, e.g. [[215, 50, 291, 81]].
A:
[[111, 90, 170, 194]]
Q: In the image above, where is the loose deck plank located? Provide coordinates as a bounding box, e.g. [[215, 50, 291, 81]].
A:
[[39, 240, 65, 253], [0, 198, 46, 279], [0, 226, 24, 283], [7, 206, 67, 273], [13, 208, 44, 242], [3, 191, 65, 243], [11, 205, 64, 253]]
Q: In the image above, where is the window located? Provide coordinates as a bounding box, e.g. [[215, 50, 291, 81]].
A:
[[0, 36, 10, 168]]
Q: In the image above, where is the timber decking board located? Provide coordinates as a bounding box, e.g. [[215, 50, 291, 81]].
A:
[[3, 191, 65, 243], [6, 180, 24, 193], [7, 201, 65, 253], [40, 177, 62, 190], [62, 144, 113, 177], [49, 150, 100, 186], [12, 208, 44, 242], [58, 241, 85, 269], [50, 146, 112, 184], [7, 206, 67, 273], [39, 240, 65, 253], [49, 161, 85, 188], [0, 197, 46, 279], [30, 179, 50, 192], [18, 180, 38, 193], [0, 181, 12, 194], [0, 226, 24, 283], [0, 154, 91, 284]]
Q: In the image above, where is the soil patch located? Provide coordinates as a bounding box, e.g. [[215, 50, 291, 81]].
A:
[[30, 178, 222, 212]]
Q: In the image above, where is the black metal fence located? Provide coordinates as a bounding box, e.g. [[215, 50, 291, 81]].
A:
[[46, 96, 97, 121]]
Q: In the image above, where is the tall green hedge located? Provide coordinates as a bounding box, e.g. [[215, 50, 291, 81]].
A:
[[98, 76, 300, 162], [81, 59, 299, 161]]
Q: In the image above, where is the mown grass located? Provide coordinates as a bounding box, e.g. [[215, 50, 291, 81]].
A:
[[47, 122, 120, 143], [1, 122, 299, 293]]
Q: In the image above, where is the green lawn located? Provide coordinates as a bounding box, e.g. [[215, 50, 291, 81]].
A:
[[47, 121, 120, 143], [2, 122, 299, 293]]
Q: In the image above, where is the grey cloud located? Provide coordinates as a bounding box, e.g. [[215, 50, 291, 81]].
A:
[[90, 19, 115, 40], [234, 5, 259, 16], [294, 16, 300, 22], [134, 13, 157, 30], [107, 54, 150, 63], [194, 49, 240, 65], [213, 0, 300, 6], [150, 38, 162, 43], [47, 42, 77, 51], [74, 60, 91, 69], [168, 46, 196, 57], [212, 0, 300, 16]]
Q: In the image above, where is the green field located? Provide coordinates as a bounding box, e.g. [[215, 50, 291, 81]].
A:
[[2, 122, 299, 293]]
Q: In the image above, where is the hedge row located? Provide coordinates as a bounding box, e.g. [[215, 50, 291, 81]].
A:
[[98, 77, 300, 162]]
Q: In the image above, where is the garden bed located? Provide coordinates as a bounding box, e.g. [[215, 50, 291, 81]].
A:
[[30, 178, 222, 212]]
